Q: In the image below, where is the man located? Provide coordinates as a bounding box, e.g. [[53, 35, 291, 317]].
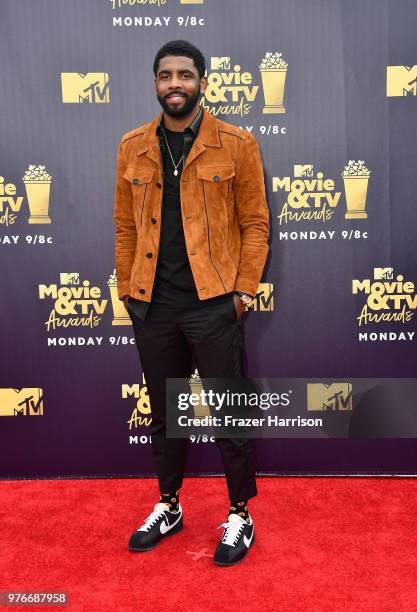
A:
[[113, 40, 269, 566]]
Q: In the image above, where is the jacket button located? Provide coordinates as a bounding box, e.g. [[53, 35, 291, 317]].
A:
[[139, 288, 145, 294], [146, 252, 152, 258], [213, 175, 220, 182], [132, 178, 140, 185], [156, 182, 162, 188], [151, 218, 157, 224]]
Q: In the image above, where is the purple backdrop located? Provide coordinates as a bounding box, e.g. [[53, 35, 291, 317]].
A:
[[1, 0, 416, 478]]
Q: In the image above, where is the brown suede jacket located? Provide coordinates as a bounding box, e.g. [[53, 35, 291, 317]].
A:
[[113, 107, 270, 302]]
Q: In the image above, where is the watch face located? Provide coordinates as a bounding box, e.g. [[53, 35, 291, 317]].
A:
[[242, 294, 252, 304]]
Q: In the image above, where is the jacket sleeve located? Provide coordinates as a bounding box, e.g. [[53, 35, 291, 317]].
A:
[[113, 138, 136, 300], [232, 131, 270, 298]]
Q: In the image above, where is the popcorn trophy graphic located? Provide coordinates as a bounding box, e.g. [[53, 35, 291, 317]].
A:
[[259, 52, 288, 114], [342, 160, 370, 220], [189, 369, 211, 418], [22, 165, 52, 224], [108, 269, 131, 326]]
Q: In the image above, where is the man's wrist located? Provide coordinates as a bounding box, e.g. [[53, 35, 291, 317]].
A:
[[233, 291, 254, 304]]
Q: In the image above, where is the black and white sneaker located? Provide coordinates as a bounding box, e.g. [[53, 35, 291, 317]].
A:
[[213, 512, 255, 566], [128, 502, 183, 552]]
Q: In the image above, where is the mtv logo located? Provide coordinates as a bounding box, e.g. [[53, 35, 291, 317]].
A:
[[60, 273, 79, 285], [211, 57, 230, 70], [386, 65, 417, 97], [294, 164, 313, 178], [374, 267, 393, 280], [61, 73, 110, 103], [0, 388, 44, 416], [249, 283, 274, 312], [307, 383, 352, 412]]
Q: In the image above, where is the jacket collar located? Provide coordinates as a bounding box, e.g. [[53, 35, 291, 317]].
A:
[[156, 105, 203, 138], [136, 106, 221, 162]]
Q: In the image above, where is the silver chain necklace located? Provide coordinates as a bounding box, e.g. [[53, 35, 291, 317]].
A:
[[163, 129, 184, 176]]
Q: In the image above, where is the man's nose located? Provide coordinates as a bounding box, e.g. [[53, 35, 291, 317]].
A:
[[168, 76, 183, 89]]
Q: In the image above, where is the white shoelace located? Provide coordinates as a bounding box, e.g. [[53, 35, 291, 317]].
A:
[[138, 503, 170, 532], [217, 515, 246, 546]]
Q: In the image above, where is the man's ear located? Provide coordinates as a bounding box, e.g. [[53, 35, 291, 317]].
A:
[[200, 75, 208, 94]]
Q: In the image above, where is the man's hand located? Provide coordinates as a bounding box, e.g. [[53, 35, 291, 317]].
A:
[[232, 293, 246, 319]]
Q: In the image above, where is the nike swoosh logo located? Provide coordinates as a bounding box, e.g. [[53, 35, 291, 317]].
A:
[[243, 528, 254, 548], [160, 512, 182, 535]]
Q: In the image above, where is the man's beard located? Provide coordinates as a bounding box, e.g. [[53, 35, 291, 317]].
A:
[[157, 88, 202, 118]]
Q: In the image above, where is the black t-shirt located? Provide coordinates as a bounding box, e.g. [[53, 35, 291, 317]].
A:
[[151, 126, 202, 305]]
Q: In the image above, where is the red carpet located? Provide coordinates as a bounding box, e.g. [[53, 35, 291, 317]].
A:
[[1, 476, 416, 611]]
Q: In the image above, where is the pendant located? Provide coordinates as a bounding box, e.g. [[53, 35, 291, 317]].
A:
[[174, 169, 178, 176]]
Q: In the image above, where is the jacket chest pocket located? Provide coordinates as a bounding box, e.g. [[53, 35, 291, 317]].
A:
[[197, 165, 236, 245], [197, 165, 235, 195], [197, 165, 235, 221], [123, 167, 156, 223]]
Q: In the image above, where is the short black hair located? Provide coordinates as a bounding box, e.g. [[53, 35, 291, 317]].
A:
[[153, 40, 206, 79]]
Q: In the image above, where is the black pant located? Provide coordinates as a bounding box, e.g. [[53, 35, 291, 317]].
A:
[[126, 294, 257, 502]]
